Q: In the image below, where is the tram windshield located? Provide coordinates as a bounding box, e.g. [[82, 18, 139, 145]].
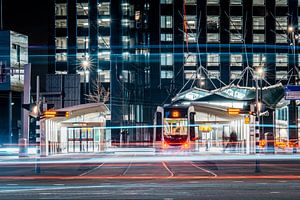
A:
[[163, 118, 188, 136]]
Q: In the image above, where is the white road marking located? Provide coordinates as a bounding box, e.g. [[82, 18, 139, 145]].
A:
[[233, 181, 244, 183], [53, 184, 65, 186], [162, 162, 174, 178], [270, 192, 280, 194], [79, 163, 104, 176], [278, 180, 287, 183], [190, 162, 218, 177]]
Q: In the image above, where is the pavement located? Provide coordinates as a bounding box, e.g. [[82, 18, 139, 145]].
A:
[[0, 150, 300, 199]]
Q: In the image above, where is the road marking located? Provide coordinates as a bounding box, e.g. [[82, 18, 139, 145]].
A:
[[122, 154, 135, 176], [6, 184, 18, 186], [233, 181, 244, 183], [53, 184, 65, 186], [270, 192, 280, 194], [190, 162, 217, 177], [162, 162, 174, 178], [278, 180, 287, 183], [79, 163, 104, 176]]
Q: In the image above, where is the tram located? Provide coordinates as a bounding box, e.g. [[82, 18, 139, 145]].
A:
[[154, 105, 196, 150]]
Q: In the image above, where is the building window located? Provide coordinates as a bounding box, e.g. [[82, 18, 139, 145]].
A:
[[98, 36, 110, 48], [77, 19, 89, 28], [276, 0, 287, 6], [55, 19, 67, 28], [55, 37, 67, 49], [160, 0, 173, 4], [186, 15, 197, 29], [207, 54, 220, 66], [184, 53, 197, 66], [207, 33, 219, 43], [161, 16, 173, 28], [230, 0, 241, 5], [184, 70, 196, 79], [230, 16, 242, 30], [207, 16, 219, 31], [98, 2, 110, 15], [208, 70, 220, 79], [276, 34, 287, 43], [161, 33, 173, 42], [184, 33, 197, 43], [98, 18, 111, 27], [276, 54, 288, 67], [185, 0, 197, 5], [276, 17, 287, 30], [56, 52, 67, 62], [55, 3, 67, 16], [161, 70, 173, 79], [98, 51, 110, 61], [98, 70, 110, 82], [77, 37, 89, 49], [122, 36, 130, 47], [77, 3, 89, 16], [253, 54, 266, 67], [207, 0, 219, 5], [253, 0, 265, 5], [230, 54, 243, 66], [230, 33, 242, 43], [122, 19, 134, 28], [253, 17, 264, 30], [276, 71, 288, 80], [161, 54, 173, 66], [230, 70, 242, 80], [253, 34, 265, 43]]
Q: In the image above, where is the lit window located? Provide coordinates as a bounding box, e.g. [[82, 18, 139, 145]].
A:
[[208, 70, 220, 79], [98, 18, 111, 27], [207, 0, 219, 5], [77, 70, 90, 83], [207, 16, 219, 31], [55, 37, 67, 49], [230, 16, 242, 30], [230, 33, 242, 43], [55, 3, 67, 16], [230, 70, 242, 80], [98, 51, 110, 61], [55, 19, 67, 28], [77, 3, 89, 16], [122, 19, 134, 28], [253, 0, 265, 5], [276, 16, 287, 30], [161, 16, 173, 28], [185, 0, 196, 5], [56, 52, 67, 62], [276, 71, 288, 80], [77, 53, 89, 60], [230, 0, 241, 5], [98, 70, 110, 83], [184, 33, 197, 43], [184, 54, 197, 66], [253, 17, 264, 30], [207, 54, 220, 66], [161, 33, 173, 42], [77, 37, 89, 49], [230, 54, 243, 66], [276, 34, 287, 43], [98, 36, 110, 48], [253, 34, 265, 43], [161, 54, 173, 66], [160, 0, 173, 4], [276, 54, 288, 67], [253, 54, 266, 67], [207, 33, 219, 43], [161, 70, 173, 79], [276, 0, 287, 6], [186, 15, 197, 29], [77, 19, 89, 28], [122, 36, 130, 47], [184, 70, 196, 79], [98, 2, 110, 15]]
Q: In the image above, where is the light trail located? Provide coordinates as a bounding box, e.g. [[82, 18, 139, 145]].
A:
[[162, 162, 174, 178], [190, 162, 218, 177], [79, 163, 105, 176]]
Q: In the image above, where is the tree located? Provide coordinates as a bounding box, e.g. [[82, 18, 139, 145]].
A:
[[85, 79, 110, 103]]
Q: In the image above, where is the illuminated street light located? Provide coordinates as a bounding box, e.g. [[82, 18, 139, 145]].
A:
[[81, 60, 90, 69], [288, 26, 294, 33]]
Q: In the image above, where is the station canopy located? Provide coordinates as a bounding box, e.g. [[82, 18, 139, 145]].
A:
[[172, 83, 285, 109]]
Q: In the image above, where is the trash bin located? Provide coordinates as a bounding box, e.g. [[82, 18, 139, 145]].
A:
[[264, 132, 275, 154]]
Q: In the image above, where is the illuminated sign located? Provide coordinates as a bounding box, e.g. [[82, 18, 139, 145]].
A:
[[199, 126, 213, 132], [171, 110, 180, 118], [227, 108, 240, 115]]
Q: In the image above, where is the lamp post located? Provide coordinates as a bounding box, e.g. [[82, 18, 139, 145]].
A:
[[81, 59, 90, 103]]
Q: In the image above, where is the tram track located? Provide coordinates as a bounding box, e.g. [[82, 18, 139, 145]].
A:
[[190, 162, 218, 177]]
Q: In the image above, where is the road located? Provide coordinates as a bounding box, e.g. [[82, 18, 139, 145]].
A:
[[0, 153, 300, 199]]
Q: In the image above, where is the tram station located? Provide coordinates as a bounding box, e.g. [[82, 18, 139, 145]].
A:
[[39, 103, 110, 156]]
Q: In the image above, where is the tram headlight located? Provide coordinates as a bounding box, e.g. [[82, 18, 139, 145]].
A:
[[163, 141, 169, 149], [183, 142, 189, 149]]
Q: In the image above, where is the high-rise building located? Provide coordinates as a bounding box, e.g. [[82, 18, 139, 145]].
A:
[[51, 0, 300, 142], [0, 30, 28, 145]]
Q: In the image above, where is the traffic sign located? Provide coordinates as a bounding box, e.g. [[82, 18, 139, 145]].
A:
[[285, 85, 300, 100]]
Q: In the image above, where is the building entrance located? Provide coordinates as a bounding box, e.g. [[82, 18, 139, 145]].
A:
[[67, 127, 95, 153]]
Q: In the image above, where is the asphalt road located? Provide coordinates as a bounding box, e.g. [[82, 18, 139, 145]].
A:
[[0, 154, 300, 199]]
